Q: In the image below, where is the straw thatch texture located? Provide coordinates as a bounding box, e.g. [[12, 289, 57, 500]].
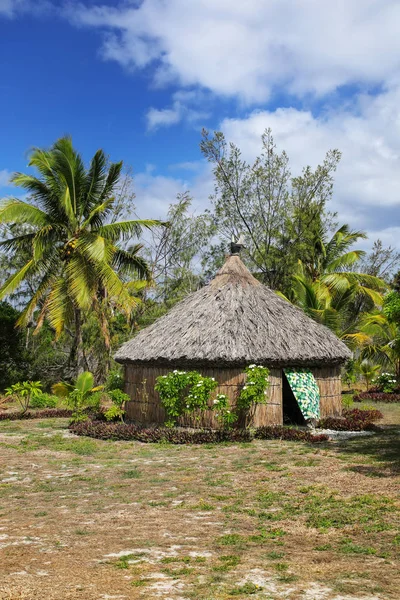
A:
[[115, 255, 352, 368], [124, 364, 283, 427]]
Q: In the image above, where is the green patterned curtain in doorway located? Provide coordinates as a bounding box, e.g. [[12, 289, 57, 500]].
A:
[[283, 368, 320, 420]]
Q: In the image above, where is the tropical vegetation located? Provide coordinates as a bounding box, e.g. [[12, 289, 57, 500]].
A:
[[0, 130, 399, 396]]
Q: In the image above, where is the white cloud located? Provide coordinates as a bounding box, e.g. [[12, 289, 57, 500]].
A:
[[0, 169, 12, 187], [147, 104, 182, 130], [146, 92, 209, 130], [218, 83, 400, 244], [0, 0, 50, 16], [0, 0, 21, 16], [135, 82, 400, 249], [68, 0, 400, 102]]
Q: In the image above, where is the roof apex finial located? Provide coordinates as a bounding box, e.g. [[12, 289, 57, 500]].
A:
[[230, 234, 245, 255]]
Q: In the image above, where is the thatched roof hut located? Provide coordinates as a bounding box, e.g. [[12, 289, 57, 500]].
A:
[[115, 253, 352, 427]]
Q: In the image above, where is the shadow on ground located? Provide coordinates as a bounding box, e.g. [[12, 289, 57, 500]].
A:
[[333, 425, 400, 477]]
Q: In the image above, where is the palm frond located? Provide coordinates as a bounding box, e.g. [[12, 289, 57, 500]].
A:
[[0, 260, 34, 300], [98, 219, 164, 241], [98, 161, 123, 204], [47, 278, 75, 337], [112, 245, 152, 281], [0, 199, 48, 227], [325, 250, 366, 273]]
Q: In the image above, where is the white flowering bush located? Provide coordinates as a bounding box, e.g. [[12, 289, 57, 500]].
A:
[[237, 365, 270, 414], [213, 393, 236, 428], [155, 364, 270, 428], [372, 372, 398, 394], [155, 370, 218, 427]]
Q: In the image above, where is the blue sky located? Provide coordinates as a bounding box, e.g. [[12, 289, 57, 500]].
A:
[[1, 0, 400, 248]]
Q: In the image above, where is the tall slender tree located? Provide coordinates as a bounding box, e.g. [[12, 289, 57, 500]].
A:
[[0, 137, 164, 371]]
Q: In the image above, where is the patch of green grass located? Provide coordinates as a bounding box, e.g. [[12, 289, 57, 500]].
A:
[[162, 566, 193, 578], [339, 539, 377, 555], [74, 529, 91, 536], [265, 551, 285, 559], [34, 511, 47, 517], [229, 582, 262, 595], [303, 491, 393, 530], [257, 491, 283, 507], [19, 433, 99, 456], [249, 527, 286, 543], [273, 562, 289, 572], [217, 534, 245, 547], [122, 468, 141, 479], [131, 578, 151, 587], [314, 544, 332, 551], [213, 554, 241, 572], [115, 554, 135, 569]]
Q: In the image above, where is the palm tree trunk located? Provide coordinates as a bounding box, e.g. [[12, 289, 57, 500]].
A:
[[68, 308, 88, 376]]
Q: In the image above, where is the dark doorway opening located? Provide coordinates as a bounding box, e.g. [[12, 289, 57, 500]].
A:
[[282, 372, 306, 425]]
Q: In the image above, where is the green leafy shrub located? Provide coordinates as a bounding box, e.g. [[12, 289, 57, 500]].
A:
[[52, 372, 103, 423], [155, 364, 270, 428], [371, 372, 398, 394], [105, 369, 124, 391], [213, 393, 236, 428], [155, 370, 218, 426], [103, 389, 130, 422], [30, 393, 58, 409], [5, 380, 42, 414], [236, 365, 270, 425]]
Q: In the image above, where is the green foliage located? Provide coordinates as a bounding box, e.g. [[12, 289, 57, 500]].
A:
[[213, 393, 236, 428], [145, 193, 215, 303], [104, 405, 124, 422], [372, 372, 398, 394], [155, 365, 269, 428], [0, 301, 29, 390], [200, 128, 341, 293], [0, 136, 164, 374], [52, 371, 103, 423], [383, 290, 400, 323], [30, 392, 58, 409], [103, 388, 130, 422], [237, 365, 270, 413], [155, 370, 218, 427], [105, 368, 124, 391], [5, 380, 42, 414], [342, 359, 357, 390], [359, 360, 380, 391]]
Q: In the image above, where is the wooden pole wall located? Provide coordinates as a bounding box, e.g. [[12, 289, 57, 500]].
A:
[[124, 364, 282, 427], [124, 363, 343, 427]]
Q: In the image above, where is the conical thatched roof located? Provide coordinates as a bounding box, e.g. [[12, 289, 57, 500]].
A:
[[115, 255, 352, 367]]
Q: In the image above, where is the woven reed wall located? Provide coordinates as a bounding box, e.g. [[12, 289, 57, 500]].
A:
[[124, 364, 282, 427], [124, 363, 342, 427], [312, 365, 342, 417]]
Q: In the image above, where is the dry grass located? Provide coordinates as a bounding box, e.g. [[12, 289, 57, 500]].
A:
[[0, 405, 399, 599]]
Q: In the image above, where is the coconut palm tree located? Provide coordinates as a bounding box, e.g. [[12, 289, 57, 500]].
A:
[[348, 312, 400, 378], [304, 224, 367, 281], [282, 224, 387, 337], [0, 137, 164, 370]]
